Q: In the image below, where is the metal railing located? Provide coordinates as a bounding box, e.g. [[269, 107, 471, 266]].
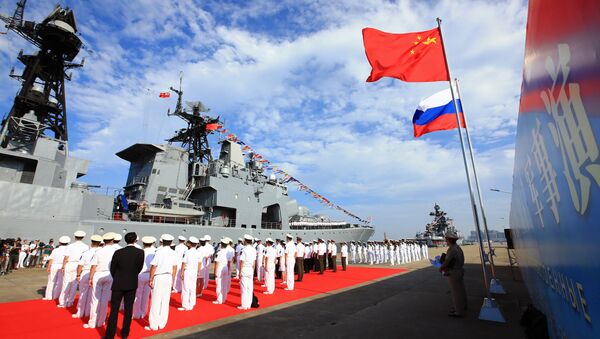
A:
[[261, 221, 282, 229]]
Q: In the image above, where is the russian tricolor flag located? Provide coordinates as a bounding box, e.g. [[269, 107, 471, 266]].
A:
[[412, 89, 465, 138]]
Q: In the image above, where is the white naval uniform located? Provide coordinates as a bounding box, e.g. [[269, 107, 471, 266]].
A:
[[285, 241, 296, 290], [239, 244, 256, 309], [45, 245, 67, 300], [203, 243, 215, 289], [256, 243, 265, 282], [133, 247, 156, 319], [264, 246, 276, 294], [173, 243, 187, 292], [59, 240, 89, 307], [225, 245, 234, 294], [181, 247, 201, 310], [87, 245, 116, 328], [74, 246, 98, 318], [235, 243, 243, 278], [276, 243, 285, 273], [148, 246, 177, 330], [214, 249, 229, 304]]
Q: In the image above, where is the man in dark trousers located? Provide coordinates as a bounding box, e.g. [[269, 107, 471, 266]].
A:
[[105, 232, 144, 339]]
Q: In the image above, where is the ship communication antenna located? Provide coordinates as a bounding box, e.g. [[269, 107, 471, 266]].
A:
[[0, 1, 83, 152], [165, 73, 220, 164]]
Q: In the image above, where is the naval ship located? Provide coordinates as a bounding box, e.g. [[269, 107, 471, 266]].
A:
[[0, 3, 374, 243], [415, 204, 460, 246]]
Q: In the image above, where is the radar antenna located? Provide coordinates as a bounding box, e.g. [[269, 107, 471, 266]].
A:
[[166, 73, 220, 164], [0, 2, 83, 152]]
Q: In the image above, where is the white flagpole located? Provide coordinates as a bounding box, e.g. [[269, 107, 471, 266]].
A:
[[454, 78, 506, 295], [436, 18, 505, 322]]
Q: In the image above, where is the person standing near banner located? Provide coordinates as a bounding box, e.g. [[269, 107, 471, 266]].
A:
[[439, 230, 467, 317], [238, 234, 256, 310], [145, 234, 177, 331], [72, 234, 101, 319], [105, 232, 144, 339]]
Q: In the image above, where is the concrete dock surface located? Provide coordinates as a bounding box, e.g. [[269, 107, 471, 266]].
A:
[[0, 244, 530, 339]]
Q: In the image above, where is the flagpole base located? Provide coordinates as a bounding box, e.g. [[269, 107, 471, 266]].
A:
[[489, 278, 506, 295], [478, 297, 506, 323]]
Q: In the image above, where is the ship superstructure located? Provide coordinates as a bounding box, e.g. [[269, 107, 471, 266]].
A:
[[416, 204, 459, 246]]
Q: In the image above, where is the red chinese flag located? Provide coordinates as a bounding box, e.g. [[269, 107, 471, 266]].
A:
[[362, 27, 449, 82], [206, 123, 220, 131], [159, 92, 170, 98]]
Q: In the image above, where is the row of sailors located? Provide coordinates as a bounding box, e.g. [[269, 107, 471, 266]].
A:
[[349, 241, 429, 265], [42, 231, 350, 332]]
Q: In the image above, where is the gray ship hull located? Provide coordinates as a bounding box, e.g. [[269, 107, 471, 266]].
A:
[[0, 178, 374, 242]]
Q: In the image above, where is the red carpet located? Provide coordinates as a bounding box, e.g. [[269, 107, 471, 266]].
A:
[[0, 266, 405, 338]]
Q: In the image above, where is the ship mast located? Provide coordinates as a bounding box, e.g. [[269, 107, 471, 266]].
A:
[[166, 74, 220, 164], [0, 1, 83, 152]]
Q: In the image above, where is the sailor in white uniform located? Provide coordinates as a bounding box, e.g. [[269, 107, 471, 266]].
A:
[[179, 236, 201, 311], [145, 234, 177, 331], [255, 239, 265, 282], [72, 234, 101, 319], [113, 233, 123, 250], [284, 234, 296, 290], [263, 238, 276, 294], [225, 239, 235, 295], [59, 230, 89, 308], [235, 238, 243, 279], [238, 234, 256, 310], [43, 236, 70, 300], [202, 235, 214, 290], [173, 236, 187, 293], [212, 238, 230, 304], [84, 232, 117, 329], [133, 236, 156, 319]]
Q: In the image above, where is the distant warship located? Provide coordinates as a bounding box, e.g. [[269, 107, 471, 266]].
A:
[[0, 2, 374, 243], [416, 204, 460, 246]]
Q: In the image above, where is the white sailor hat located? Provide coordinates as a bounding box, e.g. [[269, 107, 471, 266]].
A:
[[224, 237, 233, 243], [238, 237, 243, 242], [178, 235, 187, 241], [102, 232, 115, 241], [285, 233, 293, 239], [189, 236, 199, 244], [161, 234, 174, 241], [90, 234, 102, 242], [265, 238, 274, 243], [255, 238, 261, 242], [74, 230, 86, 237], [203, 235, 211, 241], [114, 233, 122, 241], [142, 236, 156, 244], [444, 230, 459, 239], [243, 234, 254, 241], [220, 237, 229, 244], [59, 236, 70, 244]]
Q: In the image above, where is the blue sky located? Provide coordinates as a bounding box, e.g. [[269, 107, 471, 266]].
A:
[[0, 0, 527, 238]]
